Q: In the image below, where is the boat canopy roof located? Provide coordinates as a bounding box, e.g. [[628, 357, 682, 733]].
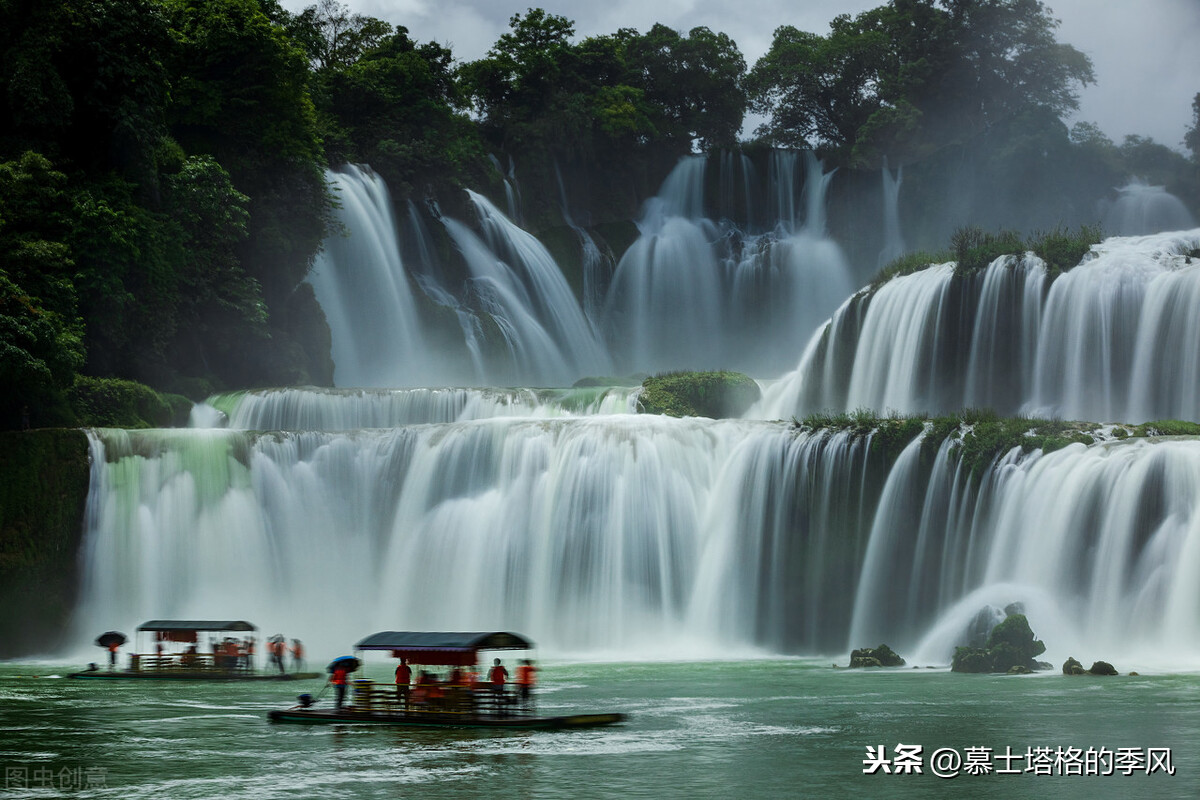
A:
[[355, 631, 533, 666], [137, 620, 257, 633]]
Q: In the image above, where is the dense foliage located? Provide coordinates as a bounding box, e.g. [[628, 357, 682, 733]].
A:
[[0, 0, 1195, 429]]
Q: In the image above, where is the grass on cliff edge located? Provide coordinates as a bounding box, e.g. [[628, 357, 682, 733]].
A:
[[795, 409, 1200, 478]]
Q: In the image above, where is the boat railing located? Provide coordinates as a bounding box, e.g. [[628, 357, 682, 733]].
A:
[[129, 653, 258, 674], [348, 680, 535, 718]]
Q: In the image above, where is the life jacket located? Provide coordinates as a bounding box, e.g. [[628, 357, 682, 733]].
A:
[[516, 664, 536, 686], [395, 664, 412, 685], [331, 667, 348, 686]]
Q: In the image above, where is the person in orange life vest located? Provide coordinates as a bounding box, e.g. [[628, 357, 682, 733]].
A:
[[395, 658, 412, 709], [331, 664, 349, 709], [516, 659, 537, 709], [107, 641, 119, 670], [291, 639, 304, 671]]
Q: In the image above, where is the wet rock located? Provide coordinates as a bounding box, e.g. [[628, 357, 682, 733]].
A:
[[1007, 665, 1032, 675], [1087, 661, 1118, 676], [1062, 657, 1086, 675], [951, 646, 991, 673], [849, 644, 906, 668]]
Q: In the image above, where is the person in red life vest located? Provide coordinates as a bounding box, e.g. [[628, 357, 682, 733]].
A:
[[488, 658, 509, 714], [291, 639, 304, 672], [394, 658, 412, 710], [331, 664, 349, 709], [516, 659, 537, 710], [107, 641, 119, 670]]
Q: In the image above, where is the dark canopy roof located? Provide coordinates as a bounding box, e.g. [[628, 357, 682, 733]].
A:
[[137, 620, 257, 633], [355, 632, 533, 665]]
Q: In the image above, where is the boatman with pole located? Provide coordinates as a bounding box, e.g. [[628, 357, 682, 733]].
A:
[[332, 663, 349, 709]]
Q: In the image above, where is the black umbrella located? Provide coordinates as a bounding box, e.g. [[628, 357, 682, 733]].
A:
[[95, 631, 126, 648], [327, 655, 360, 673]]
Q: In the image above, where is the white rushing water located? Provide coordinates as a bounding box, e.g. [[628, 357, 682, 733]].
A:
[[190, 386, 638, 430], [604, 152, 856, 376], [75, 418, 1200, 667], [759, 228, 1200, 422]]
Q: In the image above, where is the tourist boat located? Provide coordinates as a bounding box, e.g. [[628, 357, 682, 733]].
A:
[[267, 631, 625, 729], [69, 620, 321, 681]]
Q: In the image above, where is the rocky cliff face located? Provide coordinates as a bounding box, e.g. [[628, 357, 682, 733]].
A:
[[0, 429, 90, 657]]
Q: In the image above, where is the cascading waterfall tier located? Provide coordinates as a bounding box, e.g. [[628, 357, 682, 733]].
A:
[[603, 152, 856, 376], [76, 418, 1200, 665], [760, 228, 1200, 422], [190, 386, 637, 430]]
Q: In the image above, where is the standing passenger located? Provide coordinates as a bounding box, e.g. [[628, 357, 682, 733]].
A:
[[488, 658, 508, 714], [395, 658, 412, 710], [516, 659, 537, 711], [291, 639, 305, 672]]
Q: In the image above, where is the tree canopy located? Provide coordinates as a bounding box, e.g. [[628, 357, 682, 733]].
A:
[[747, 0, 1095, 165]]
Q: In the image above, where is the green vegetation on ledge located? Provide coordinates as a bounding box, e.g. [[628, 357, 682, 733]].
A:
[[637, 371, 761, 419], [791, 409, 1200, 479], [870, 224, 1106, 286]]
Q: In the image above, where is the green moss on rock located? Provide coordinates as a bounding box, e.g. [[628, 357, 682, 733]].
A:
[[637, 371, 761, 419]]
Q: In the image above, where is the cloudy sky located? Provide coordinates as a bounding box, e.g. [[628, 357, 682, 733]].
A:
[[279, 0, 1200, 150]]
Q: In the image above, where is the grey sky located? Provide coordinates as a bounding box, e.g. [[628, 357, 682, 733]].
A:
[[280, 0, 1200, 151]]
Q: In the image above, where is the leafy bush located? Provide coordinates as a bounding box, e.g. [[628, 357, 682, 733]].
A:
[[68, 376, 179, 428]]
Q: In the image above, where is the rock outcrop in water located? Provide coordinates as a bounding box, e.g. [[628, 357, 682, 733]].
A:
[[849, 644, 906, 668], [951, 614, 1046, 673]]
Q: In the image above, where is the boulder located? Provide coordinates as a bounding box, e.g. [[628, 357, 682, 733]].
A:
[[951, 646, 991, 673], [1087, 661, 1118, 676], [1007, 665, 1032, 675], [1062, 657, 1085, 675], [849, 644, 906, 668]]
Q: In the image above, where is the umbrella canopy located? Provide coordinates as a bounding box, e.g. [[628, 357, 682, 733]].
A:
[[327, 655, 360, 673], [95, 631, 127, 648]]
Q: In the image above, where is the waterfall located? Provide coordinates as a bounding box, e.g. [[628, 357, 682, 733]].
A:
[[442, 191, 611, 386], [760, 228, 1200, 422], [878, 159, 905, 267], [306, 165, 449, 387], [75, 420, 1200, 665], [190, 386, 637, 430], [603, 153, 856, 376], [1101, 179, 1195, 235]]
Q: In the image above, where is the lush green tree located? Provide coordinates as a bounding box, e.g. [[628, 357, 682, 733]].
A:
[[748, 0, 1094, 166], [0, 153, 85, 427], [321, 28, 484, 192], [163, 0, 328, 384], [0, 0, 172, 188], [624, 24, 747, 149], [285, 0, 392, 72]]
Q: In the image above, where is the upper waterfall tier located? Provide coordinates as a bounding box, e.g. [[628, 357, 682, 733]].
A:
[[306, 154, 859, 387], [759, 228, 1200, 422]]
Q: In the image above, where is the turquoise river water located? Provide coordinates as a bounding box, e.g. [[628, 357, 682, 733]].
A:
[[1, 659, 1196, 799]]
